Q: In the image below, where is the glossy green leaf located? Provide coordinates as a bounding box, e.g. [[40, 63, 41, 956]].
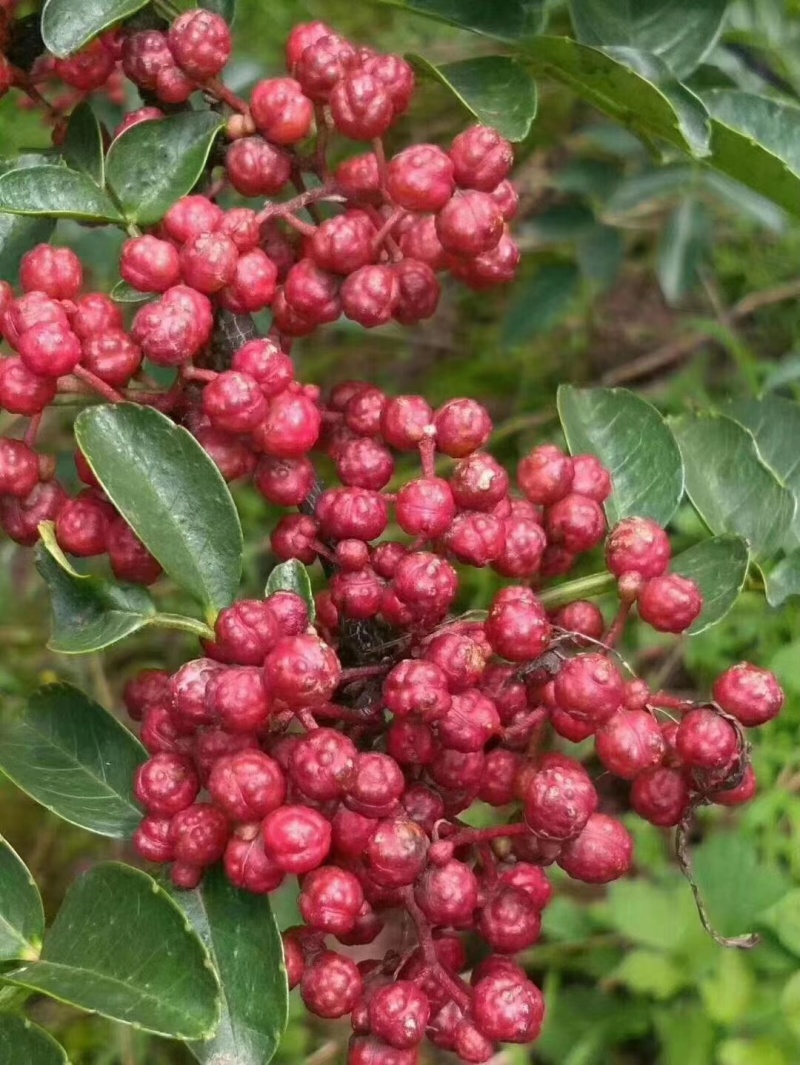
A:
[[726, 396, 800, 547], [106, 113, 225, 225], [528, 203, 596, 243], [0, 683, 145, 838], [377, 0, 545, 43], [410, 55, 537, 142], [671, 535, 750, 633], [705, 91, 800, 217], [169, 866, 288, 1065], [265, 560, 315, 622], [502, 263, 580, 348], [62, 102, 105, 187], [42, 0, 149, 56], [670, 412, 796, 559], [4, 864, 220, 1040], [110, 280, 153, 304], [200, 0, 236, 21], [557, 385, 685, 525], [0, 166, 122, 222], [0, 156, 55, 284], [75, 404, 243, 616], [525, 38, 711, 158], [35, 526, 157, 654], [0, 1016, 69, 1065], [0, 836, 44, 962], [569, 0, 729, 79], [763, 550, 800, 607], [657, 198, 710, 305]]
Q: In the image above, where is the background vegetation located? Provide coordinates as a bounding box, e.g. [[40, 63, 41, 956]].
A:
[[4, 1, 800, 1062]]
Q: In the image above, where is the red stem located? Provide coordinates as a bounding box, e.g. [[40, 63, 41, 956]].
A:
[[650, 692, 697, 713], [72, 366, 125, 403], [181, 366, 218, 383], [206, 77, 249, 114], [444, 823, 532, 849], [604, 601, 631, 649], [401, 888, 472, 1011], [339, 664, 392, 684], [24, 414, 42, 447]]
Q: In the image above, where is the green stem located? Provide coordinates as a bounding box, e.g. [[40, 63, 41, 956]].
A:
[[0, 985, 33, 1011], [538, 571, 615, 609], [149, 613, 215, 641]]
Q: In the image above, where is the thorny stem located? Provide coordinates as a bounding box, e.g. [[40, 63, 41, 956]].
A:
[[675, 810, 760, 949]]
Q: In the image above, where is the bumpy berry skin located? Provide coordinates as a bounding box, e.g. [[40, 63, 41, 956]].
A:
[[330, 73, 394, 140], [250, 77, 314, 143], [224, 834, 285, 893], [368, 982, 430, 1049], [638, 574, 703, 633], [169, 803, 229, 865], [262, 804, 331, 873], [121, 236, 180, 293], [450, 125, 514, 191], [264, 635, 341, 707], [208, 750, 286, 822], [631, 766, 690, 826], [713, 663, 784, 727], [0, 439, 40, 499], [301, 951, 363, 1019], [520, 753, 597, 841], [472, 972, 544, 1043], [414, 859, 478, 927], [226, 137, 292, 196], [290, 727, 357, 800], [436, 191, 503, 256], [676, 708, 738, 770], [557, 813, 633, 884], [386, 145, 455, 212], [554, 653, 624, 725], [298, 864, 364, 935], [595, 710, 665, 780], [364, 818, 428, 887], [606, 517, 671, 579], [20, 245, 83, 300], [167, 9, 232, 80], [484, 588, 550, 662], [134, 753, 200, 817]]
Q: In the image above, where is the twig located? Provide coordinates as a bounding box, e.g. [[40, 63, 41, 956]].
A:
[[603, 278, 800, 386]]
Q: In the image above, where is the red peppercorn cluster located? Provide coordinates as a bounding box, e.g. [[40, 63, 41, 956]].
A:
[[0, 11, 788, 1065], [119, 407, 782, 1063]]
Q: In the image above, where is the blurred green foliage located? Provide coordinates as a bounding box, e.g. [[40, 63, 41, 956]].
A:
[[5, 0, 800, 1062]]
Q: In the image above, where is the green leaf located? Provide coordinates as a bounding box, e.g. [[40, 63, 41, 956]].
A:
[[106, 113, 225, 226], [0, 153, 59, 284], [718, 1039, 789, 1065], [670, 412, 796, 559], [763, 352, 800, 393], [75, 404, 243, 617], [652, 1003, 717, 1065], [110, 280, 153, 304], [569, 0, 728, 79], [529, 203, 596, 243], [605, 878, 698, 951], [525, 38, 711, 158], [200, 0, 235, 21], [169, 866, 288, 1065], [410, 55, 537, 142], [62, 102, 105, 187], [782, 972, 800, 1041], [35, 525, 157, 654], [692, 833, 789, 939], [602, 166, 695, 221], [761, 889, 800, 957], [705, 91, 800, 217], [502, 263, 580, 348], [0, 836, 44, 962], [699, 949, 755, 1025], [377, 0, 545, 43], [265, 560, 315, 622], [701, 170, 787, 233], [0, 1016, 69, 1065], [657, 198, 710, 304], [4, 864, 220, 1040], [726, 396, 800, 547], [577, 225, 624, 291], [0, 166, 122, 223], [764, 550, 800, 607], [41, 0, 149, 57], [0, 683, 145, 838], [670, 535, 750, 633], [609, 949, 686, 999], [557, 385, 685, 526]]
